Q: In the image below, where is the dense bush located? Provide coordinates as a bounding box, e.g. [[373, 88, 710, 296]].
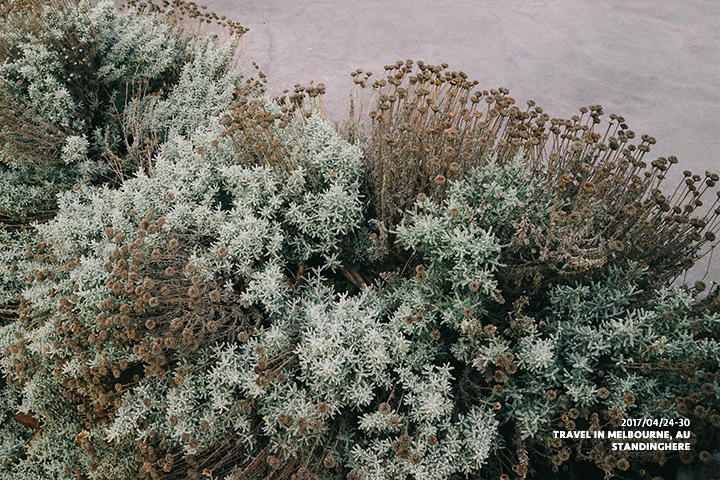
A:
[[0, 0, 244, 305], [0, 3, 719, 480], [0, 0, 243, 226]]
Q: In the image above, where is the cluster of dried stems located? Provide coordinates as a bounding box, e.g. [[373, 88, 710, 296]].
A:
[[216, 78, 330, 190], [342, 60, 719, 290], [6, 209, 271, 479], [121, 0, 248, 42]]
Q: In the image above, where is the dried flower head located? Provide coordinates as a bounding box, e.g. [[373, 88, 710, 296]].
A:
[[317, 401, 330, 414]]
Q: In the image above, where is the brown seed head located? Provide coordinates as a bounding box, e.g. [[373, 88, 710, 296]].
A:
[[387, 415, 400, 427]]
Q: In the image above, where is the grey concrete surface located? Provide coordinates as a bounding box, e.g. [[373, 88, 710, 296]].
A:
[[206, 0, 720, 283]]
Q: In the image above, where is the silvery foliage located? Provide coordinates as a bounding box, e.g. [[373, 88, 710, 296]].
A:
[[548, 266, 719, 408], [0, 385, 28, 473], [0, 0, 235, 220], [393, 155, 525, 346], [124, 34, 243, 142], [396, 156, 719, 448], [0, 228, 37, 305], [352, 405, 497, 480], [471, 263, 720, 441], [0, 3, 241, 478]]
